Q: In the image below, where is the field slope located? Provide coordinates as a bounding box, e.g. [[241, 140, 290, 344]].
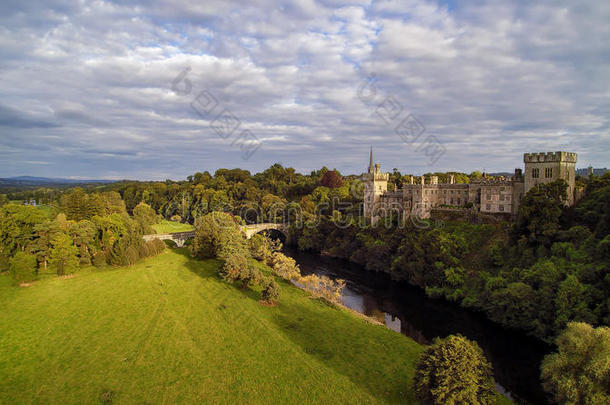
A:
[[0, 249, 424, 404]]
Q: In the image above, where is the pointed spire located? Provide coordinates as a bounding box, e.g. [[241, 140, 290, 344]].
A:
[[368, 146, 374, 173]]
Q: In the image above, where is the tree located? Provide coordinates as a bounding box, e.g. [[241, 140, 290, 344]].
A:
[[515, 180, 568, 246], [261, 278, 280, 304], [248, 233, 281, 264], [133, 202, 158, 234], [541, 322, 610, 405], [219, 254, 248, 283], [190, 212, 248, 259], [320, 170, 344, 188], [269, 251, 301, 280], [414, 334, 496, 405], [49, 233, 79, 275], [9, 251, 37, 283]]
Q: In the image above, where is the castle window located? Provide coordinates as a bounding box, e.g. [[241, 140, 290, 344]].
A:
[[485, 204, 491, 211], [486, 194, 491, 200], [545, 168, 553, 178], [500, 194, 505, 201], [457, 198, 461, 205], [532, 168, 540, 178], [499, 205, 504, 212], [500, 187, 505, 191]]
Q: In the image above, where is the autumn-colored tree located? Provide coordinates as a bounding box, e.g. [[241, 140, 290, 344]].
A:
[[320, 169, 343, 188]]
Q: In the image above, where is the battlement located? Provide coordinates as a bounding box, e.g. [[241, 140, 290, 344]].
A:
[[523, 151, 577, 163]]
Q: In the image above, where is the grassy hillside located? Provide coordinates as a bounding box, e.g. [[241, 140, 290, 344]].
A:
[[0, 249, 421, 404], [151, 220, 194, 234], [0, 248, 511, 404]]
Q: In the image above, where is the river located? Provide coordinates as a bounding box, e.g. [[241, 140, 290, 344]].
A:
[[283, 246, 551, 405]]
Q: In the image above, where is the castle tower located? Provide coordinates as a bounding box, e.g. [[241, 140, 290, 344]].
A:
[[362, 148, 389, 222], [523, 151, 577, 205]]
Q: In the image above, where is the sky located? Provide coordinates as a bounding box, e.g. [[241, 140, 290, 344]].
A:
[[0, 0, 608, 180]]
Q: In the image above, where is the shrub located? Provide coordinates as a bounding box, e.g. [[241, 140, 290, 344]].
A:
[[92, 251, 107, 267], [9, 252, 37, 283], [219, 254, 248, 283], [414, 334, 495, 405], [299, 274, 345, 304], [261, 278, 280, 304], [541, 322, 610, 405], [151, 238, 166, 255], [240, 265, 263, 289], [139, 242, 152, 258], [270, 252, 301, 280]]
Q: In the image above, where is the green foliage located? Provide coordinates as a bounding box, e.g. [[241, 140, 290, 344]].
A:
[[9, 252, 37, 283], [261, 278, 280, 303], [541, 322, 610, 405], [414, 334, 496, 405], [49, 233, 79, 276], [248, 233, 281, 263], [219, 254, 248, 283], [132, 202, 158, 234], [190, 212, 248, 259], [514, 180, 568, 246], [92, 251, 107, 267]]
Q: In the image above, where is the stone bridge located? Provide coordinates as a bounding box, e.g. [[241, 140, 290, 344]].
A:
[[143, 231, 195, 247], [142, 223, 290, 247]]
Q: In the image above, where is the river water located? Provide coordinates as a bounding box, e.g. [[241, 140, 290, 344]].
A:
[[283, 246, 551, 405]]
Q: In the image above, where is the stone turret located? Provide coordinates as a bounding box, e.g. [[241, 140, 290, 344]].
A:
[[524, 151, 577, 205], [362, 148, 389, 222]]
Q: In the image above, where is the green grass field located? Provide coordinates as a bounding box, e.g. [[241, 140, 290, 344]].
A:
[[0, 249, 510, 404], [151, 220, 194, 234]]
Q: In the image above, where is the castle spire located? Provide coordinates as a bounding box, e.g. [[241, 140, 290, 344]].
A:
[[368, 146, 374, 174]]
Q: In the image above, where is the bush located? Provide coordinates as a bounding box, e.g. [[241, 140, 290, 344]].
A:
[[139, 242, 152, 258], [151, 239, 166, 255], [240, 265, 263, 289], [9, 252, 37, 283], [299, 274, 345, 304], [92, 251, 107, 267], [219, 254, 248, 283], [414, 334, 495, 405], [270, 252, 301, 280], [541, 322, 610, 405], [261, 278, 280, 304]]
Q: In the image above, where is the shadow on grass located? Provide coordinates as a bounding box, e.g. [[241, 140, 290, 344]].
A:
[[171, 247, 262, 302], [169, 247, 416, 403], [270, 285, 418, 403]]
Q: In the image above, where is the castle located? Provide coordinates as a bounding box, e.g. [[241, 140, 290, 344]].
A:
[[362, 149, 577, 222]]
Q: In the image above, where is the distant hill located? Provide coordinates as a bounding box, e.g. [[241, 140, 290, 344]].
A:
[[3, 176, 116, 184], [0, 176, 118, 192]]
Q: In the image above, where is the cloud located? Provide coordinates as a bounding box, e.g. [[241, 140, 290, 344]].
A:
[[0, 0, 608, 179]]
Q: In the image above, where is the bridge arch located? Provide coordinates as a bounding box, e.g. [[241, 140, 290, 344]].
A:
[[143, 231, 195, 248], [241, 223, 291, 244]]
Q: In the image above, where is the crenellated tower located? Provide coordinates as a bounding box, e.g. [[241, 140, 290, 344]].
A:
[[523, 151, 577, 205], [362, 147, 389, 222]]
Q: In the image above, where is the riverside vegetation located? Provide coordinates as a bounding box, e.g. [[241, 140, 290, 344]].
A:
[[1, 166, 609, 403]]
